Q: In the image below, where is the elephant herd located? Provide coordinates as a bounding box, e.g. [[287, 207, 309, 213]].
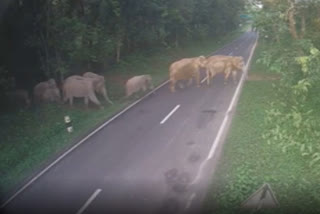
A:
[[168, 54, 245, 92], [5, 54, 244, 109], [31, 72, 115, 109], [4, 72, 155, 109]]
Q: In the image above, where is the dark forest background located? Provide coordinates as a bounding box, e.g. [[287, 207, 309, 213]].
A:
[[0, 0, 245, 92]]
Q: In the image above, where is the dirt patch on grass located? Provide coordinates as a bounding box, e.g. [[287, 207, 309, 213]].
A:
[[247, 73, 280, 81]]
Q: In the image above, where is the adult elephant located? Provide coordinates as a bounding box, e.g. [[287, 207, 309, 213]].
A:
[[33, 78, 61, 104], [62, 75, 102, 109], [82, 72, 113, 104], [169, 56, 206, 92], [205, 55, 244, 85]]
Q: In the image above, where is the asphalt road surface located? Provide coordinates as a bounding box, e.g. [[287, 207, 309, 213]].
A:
[[1, 31, 258, 214]]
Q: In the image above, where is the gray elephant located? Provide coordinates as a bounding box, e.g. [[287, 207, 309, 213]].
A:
[[82, 72, 113, 104], [33, 78, 61, 103], [63, 75, 102, 108], [125, 75, 154, 97]]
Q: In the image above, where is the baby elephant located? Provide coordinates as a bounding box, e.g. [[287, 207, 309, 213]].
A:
[[82, 72, 113, 104], [63, 75, 102, 108], [33, 78, 61, 103], [5, 89, 31, 107], [125, 75, 154, 97]]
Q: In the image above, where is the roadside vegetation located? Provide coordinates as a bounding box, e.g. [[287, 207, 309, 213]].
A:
[[0, 0, 247, 196], [203, 0, 320, 213]]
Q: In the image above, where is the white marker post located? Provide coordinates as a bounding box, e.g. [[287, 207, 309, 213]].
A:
[[64, 116, 73, 133]]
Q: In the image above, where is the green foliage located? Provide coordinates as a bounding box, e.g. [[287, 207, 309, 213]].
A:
[[203, 47, 320, 213], [0, 66, 15, 94], [251, 0, 320, 169], [1, 0, 245, 81]]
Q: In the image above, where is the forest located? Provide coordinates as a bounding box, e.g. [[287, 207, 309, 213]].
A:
[[0, 0, 245, 94]]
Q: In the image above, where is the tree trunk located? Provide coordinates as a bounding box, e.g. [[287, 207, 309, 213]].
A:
[[300, 14, 306, 39], [116, 39, 121, 63], [54, 49, 64, 83], [272, 24, 280, 43], [287, 1, 298, 39], [175, 30, 179, 48], [126, 33, 131, 52], [40, 32, 51, 73]]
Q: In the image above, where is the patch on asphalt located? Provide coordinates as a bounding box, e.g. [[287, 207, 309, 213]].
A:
[[186, 141, 195, 146], [138, 108, 146, 114], [164, 169, 191, 193], [188, 152, 201, 163], [157, 198, 180, 214], [197, 109, 217, 129]]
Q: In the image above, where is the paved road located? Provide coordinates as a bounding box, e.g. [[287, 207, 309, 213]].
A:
[[1, 31, 258, 214]]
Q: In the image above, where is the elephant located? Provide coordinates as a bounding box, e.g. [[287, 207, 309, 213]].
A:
[[169, 56, 206, 92], [125, 75, 154, 97], [62, 75, 102, 108], [205, 55, 245, 85], [33, 78, 61, 103], [5, 89, 31, 107], [82, 72, 113, 104]]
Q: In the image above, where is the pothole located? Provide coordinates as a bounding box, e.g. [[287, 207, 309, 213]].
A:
[[186, 141, 195, 146], [188, 153, 201, 163], [157, 198, 180, 214], [197, 109, 217, 129], [164, 169, 191, 193]]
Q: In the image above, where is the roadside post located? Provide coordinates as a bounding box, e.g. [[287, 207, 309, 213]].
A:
[[64, 115, 73, 133]]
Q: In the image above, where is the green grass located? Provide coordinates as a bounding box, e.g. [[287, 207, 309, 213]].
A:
[[202, 42, 320, 214], [0, 29, 244, 196]]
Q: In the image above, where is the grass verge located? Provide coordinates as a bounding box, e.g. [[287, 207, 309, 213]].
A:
[[202, 41, 320, 214], [0, 29, 244, 197]]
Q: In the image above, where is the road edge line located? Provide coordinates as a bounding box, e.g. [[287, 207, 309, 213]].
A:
[[191, 33, 259, 185]]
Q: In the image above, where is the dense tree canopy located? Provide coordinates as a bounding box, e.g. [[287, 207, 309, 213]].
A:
[[0, 0, 245, 91]]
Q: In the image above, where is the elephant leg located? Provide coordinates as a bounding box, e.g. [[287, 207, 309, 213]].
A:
[[142, 85, 147, 92], [232, 71, 237, 85], [84, 97, 89, 109], [206, 69, 211, 85], [69, 97, 73, 107], [88, 93, 101, 107], [224, 67, 232, 85], [178, 82, 184, 89], [188, 78, 193, 86], [170, 80, 176, 92], [102, 88, 113, 104], [195, 73, 200, 87], [126, 88, 131, 98]]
